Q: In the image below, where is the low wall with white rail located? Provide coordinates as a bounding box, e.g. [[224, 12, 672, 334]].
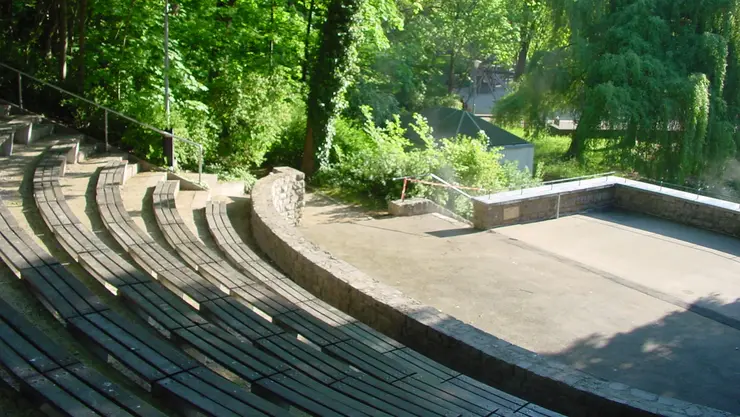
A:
[[472, 176, 740, 237]]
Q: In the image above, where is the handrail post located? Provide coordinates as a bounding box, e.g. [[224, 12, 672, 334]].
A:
[[198, 144, 203, 185], [17, 72, 23, 109], [104, 109, 109, 152]]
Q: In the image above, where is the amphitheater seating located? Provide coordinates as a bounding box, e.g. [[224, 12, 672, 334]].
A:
[[45, 149, 460, 415], [143, 173, 561, 417], [23, 139, 565, 416], [29, 143, 292, 416], [0, 248, 165, 417], [98, 163, 485, 416]]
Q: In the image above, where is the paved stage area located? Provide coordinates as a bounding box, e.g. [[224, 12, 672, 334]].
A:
[[300, 194, 740, 414]]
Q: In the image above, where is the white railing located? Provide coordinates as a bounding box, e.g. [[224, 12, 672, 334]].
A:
[[0, 62, 203, 183]]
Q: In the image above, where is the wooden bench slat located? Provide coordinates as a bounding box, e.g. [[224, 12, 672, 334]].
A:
[[0, 299, 79, 367], [0, 337, 45, 382], [0, 322, 64, 374], [384, 348, 459, 384], [232, 284, 300, 317], [325, 340, 413, 383], [256, 370, 359, 417], [174, 325, 273, 382], [121, 283, 208, 333], [394, 376, 490, 416], [92, 311, 199, 373], [67, 363, 168, 417], [67, 315, 167, 383], [255, 334, 348, 385], [274, 310, 349, 348], [47, 367, 135, 417], [299, 300, 403, 354], [330, 376, 436, 417], [153, 375, 243, 417], [25, 373, 102, 417], [20, 267, 93, 321], [446, 375, 527, 412], [172, 368, 285, 417], [200, 298, 284, 341]]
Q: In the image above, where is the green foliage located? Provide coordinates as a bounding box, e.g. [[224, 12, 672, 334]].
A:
[[303, 0, 369, 174], [507, 127, 615, 180], [496, 0, 740, 183], [317, 108, 541, 216]]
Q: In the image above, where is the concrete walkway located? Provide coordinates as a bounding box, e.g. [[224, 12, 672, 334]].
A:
[[299, 194, 740, 414]]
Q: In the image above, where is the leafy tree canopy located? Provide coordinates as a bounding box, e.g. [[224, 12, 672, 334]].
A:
[[496, 0, 740, 182]]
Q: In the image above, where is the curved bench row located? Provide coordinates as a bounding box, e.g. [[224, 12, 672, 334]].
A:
[[98, 160, 548, 415], [0, 201, 166, 417], [148, 175, 561, 417], [99, 163, 496, 416], [32, 144, 289, 416], [96, 164, 410, 416], [41, 144, 426, 416], [205, 200, 565, 417]]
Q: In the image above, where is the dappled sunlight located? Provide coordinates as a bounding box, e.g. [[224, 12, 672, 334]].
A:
[[544, 295, 740, 413]]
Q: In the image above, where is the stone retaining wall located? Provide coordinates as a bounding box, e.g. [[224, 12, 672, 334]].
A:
[[615, 186, 740, 238], [473, 185, 615, 229], [250, 167, 732, 417], [472, 177, 740, 237], [388, 198, 472, 225]]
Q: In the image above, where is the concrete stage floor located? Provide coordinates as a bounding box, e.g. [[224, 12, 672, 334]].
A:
[[300, 194, 740, 414]]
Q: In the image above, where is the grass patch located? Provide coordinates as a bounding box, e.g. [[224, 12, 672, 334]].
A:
[[506, 127, 620, 181], [312, 185, 390, 213]]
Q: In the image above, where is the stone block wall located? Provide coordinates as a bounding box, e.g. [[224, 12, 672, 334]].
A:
[[615, 186, 740, 238], [389, 198, 472, 224], [473, 186, 615, 229], [268, 167, 305, 226], [249, 167, 729, 417]]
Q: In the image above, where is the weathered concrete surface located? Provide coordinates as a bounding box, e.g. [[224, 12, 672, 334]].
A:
[[300, 201, 740, 414]]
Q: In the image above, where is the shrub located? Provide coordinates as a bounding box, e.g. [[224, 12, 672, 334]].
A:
[[316, 107, 543, 217]]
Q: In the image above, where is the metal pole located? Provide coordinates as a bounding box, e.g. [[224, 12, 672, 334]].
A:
[[198, 145, 203, 184], [401, 178, 408, 201], [164, 0, 170, 129], [471, 60, 481, 115], [18, 73, 23, 109], [556, 194, 561, 218], [104, 110, 109, 151]]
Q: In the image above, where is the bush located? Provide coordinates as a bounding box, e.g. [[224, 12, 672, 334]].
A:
[[316, 107, 543, 217]]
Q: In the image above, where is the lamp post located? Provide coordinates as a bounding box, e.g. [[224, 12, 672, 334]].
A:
[[164, 0, 170, 128], [471, 59, 482, 115], [163, 0, 175, 168]]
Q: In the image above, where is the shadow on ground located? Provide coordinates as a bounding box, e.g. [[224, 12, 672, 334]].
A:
[[545, 295, 740, 414]]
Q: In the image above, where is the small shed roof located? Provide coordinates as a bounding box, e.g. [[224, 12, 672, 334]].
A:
[[403, 107, 531, 148]]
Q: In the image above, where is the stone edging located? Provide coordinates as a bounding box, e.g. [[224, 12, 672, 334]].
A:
[[388, 197, 473, 225], [250, 167, 734, 417]]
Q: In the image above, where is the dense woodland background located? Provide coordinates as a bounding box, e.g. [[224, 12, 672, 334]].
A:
[[1, 0, 739, 210]]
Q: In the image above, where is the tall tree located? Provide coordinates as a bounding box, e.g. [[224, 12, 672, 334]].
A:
[[496, 0, 740, 182], [302, 0, 366, 175]]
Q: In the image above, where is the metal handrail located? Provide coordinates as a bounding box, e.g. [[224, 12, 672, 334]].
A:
[[636, 177, 740, 204], [0, 62, 203, 183], [542, 171, 617, 186]]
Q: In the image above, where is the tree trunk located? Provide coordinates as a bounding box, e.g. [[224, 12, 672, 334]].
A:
[[302, 124, 315, 174], [514, 21, 535, 80], [269, 0, 275, 71], [75, 0, 88, 87], [303, 0, 365, 176], [301, 0, 315, 82], [58, 0, 68, 82], [514, 39, 530, 80], [566, 122, 588, 161], [447, 50, 455, 93]]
